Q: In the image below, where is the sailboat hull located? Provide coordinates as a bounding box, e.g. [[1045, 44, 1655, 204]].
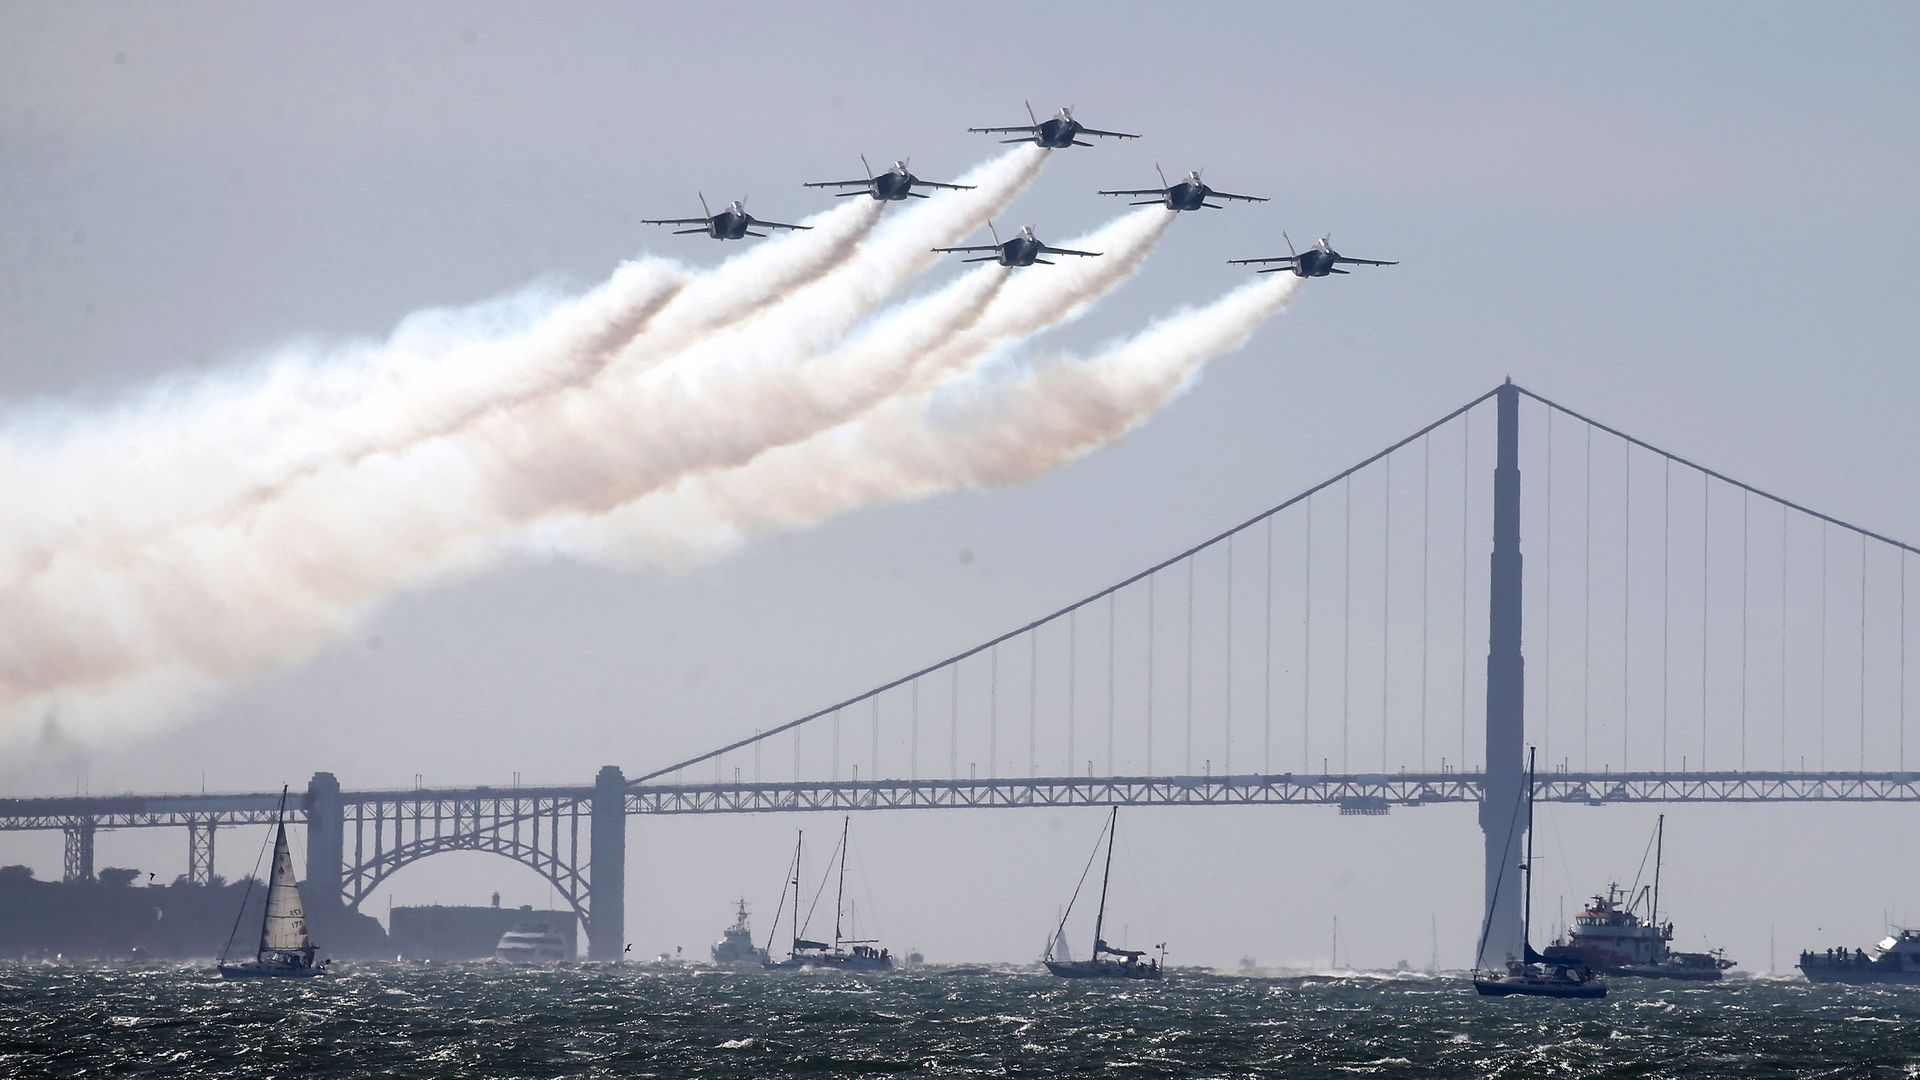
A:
[[217, 961, 326, 980], [1472, 973, 1605, 998], [764, 953, 892, 972], [1045, 960, 1162, 981]]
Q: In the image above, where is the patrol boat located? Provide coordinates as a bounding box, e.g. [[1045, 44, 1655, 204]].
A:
[[217, 788, 327, 979], [710, 898, 767, 967], [1044, 807, 1163, 981], [1472, 749, 1606, 999]]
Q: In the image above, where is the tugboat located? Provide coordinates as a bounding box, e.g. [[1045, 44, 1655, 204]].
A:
[[763, 819, 894, 972], [1798, 929, 1920, 984], [217, 788, 327, 979], [1563, 816, 1736, 981], [1472, 749, 1606, 999], [710, 898, 767, 967], [1043, 807, 1164, 981]]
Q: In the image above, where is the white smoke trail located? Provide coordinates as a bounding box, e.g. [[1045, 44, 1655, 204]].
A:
[[0, 152, 1056, 746], [545, 273, 1302, 569]]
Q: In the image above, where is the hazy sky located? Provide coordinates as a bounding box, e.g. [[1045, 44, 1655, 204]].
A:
[[3, 3, 1917, 970]]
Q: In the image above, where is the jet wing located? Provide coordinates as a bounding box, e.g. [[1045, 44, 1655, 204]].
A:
[[968, 124, 1039, 134], [1038, 246, 1101, 257], [916, 180, 977, 190], [1226, 255, 1297, 265], [932, 244, 1000, 253], [641, 217, 711, 226], [802, 179, 871, 188], [1077, 127, 1140, 140], [1335, 256, 1399, 266], [749, 218, 811, 231], [1096, 188, 1165, 197], [1208, 191, 1270, 203]]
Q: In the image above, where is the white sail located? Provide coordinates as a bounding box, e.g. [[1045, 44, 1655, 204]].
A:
[[1052, 926, 1073, 963], [258, 823, 310, 956]]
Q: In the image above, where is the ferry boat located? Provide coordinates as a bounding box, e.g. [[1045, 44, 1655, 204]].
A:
[[1798, 929, 1920, 984], [1043, 807, 1164, 981], [764, 819, 894, 972], [216, 787, 328, 980], [710, 898, 767, 967], [493, 923, 570, 964], [1561, 816, 1735, 980], [1472, 749, 1606, 999]]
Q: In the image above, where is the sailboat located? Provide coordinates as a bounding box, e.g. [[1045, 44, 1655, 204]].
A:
[[1472, 748, 1604, 998], [1044, 807, 1163, 981], [763, 817, 893, 972], [217, 787, 326, 979]]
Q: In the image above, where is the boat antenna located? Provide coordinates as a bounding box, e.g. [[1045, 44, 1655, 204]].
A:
[[1651, 813, 1665, 931], [1523, 747, 1537, 955], [1090, 806, 1118, 959], [833, 816, 850, 953], [218, 785, 285, 966]]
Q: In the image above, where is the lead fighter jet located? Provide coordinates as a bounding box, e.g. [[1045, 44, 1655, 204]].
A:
[[933, 222, 1101, 267], [1098, 166, 1269, 211], [968, 102, 1138, 148], [1228, 232, 1397, 277], [641, 194, 810, 240], [804, 155, 976, 201]]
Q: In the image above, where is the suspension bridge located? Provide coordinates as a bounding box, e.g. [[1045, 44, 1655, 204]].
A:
[[4, 380, 1913, 964]]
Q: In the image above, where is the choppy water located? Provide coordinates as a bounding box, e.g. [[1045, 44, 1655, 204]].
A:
[[4, 963, 1917, 1077]]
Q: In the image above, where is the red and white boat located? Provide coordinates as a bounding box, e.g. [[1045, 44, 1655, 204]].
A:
[[1559, 816, 1736, 981]]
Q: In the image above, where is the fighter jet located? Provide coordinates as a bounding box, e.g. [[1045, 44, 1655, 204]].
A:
[[641, 194, 810, 240], [1098, 166, 1269, 211], [804, 155, 976, 201], [968, 102, 1139, 148], [1228, 232, 1398, 276], [932, 222, 1101, 266]]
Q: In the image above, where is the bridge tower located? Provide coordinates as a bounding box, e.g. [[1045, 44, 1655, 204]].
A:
[[1478, 380, 1526, 966], [305, 772, 344, 911], [589, 765, 626, 961]]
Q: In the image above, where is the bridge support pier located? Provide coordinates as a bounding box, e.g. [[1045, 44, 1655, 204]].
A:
[[305, 773, 344, 909], [187, 821, 216, 885], [62, 820, 95, 882], [1478, 380, 1526, 967], [589, 765, 626, 962]]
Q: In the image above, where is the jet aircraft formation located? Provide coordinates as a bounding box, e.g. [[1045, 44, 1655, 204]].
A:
[[641, 100, 1396, 279]]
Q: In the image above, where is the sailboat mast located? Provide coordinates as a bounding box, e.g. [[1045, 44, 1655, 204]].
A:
[[790, 831, 802, 960], [1522, 747, 1536, 952], [833, 816, 850, 952], [1090, 807, 1117, 957], [1651, 813, 1665, 930]]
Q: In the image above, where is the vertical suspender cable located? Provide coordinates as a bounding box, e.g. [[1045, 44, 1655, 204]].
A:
[[1782, 509, 1789, 771], [1821, 524, 1829, 769], [1343, 475, 1353, 774], [1902, 554, 1908, 772], [1584, 424, 1592, 770], [1107, 593, 1117, 776], [1265, 516, 1275, 775], [1861, 533, 1868, 772], [1147, 574, 1156, 775], [1225, 534, 1235, 777], [1701, 471, 1710, 772], [1186, 557, 1196, 773], [871, 696, 879, 784], [1461, 409, 1471, 769], [832, 707, 841, 781], [950, 663, 959, 779], [1422, 433, 1432, 772], [1741, 492, 1750, 771], [1029, 633, 1038, 778], [1623, 441, 1632, 770], [1068, 609, 1078, 776], [1304, 498, 1314, 772], [910, 678, 920, 780], [1382, 456, 1393, 772], [989, 645, 998, 778], [1663, 458, 1671, 771], [1544, 410, 1554, 769]]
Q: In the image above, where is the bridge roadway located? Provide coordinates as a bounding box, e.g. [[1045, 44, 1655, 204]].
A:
[[6, 769, 1916, 831]]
